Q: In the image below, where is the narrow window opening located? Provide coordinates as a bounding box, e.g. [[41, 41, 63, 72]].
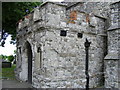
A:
[[19, 47, 21, 54], [37, 47, 42, 68], [40, 49, 42, 68], [37, 47, 40, 53]]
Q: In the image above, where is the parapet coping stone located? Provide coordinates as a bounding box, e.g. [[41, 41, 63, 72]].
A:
[[39, 1, 68, 8], [104, 52, 119, 60], [110, 1, 120, 5], [108, 25, 120, 31]]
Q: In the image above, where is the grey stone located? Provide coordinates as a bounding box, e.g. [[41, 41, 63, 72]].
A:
[[15, 1, 120, 89]]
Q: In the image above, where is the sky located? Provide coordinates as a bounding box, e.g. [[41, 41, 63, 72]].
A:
[[0, 35, 16, 56]]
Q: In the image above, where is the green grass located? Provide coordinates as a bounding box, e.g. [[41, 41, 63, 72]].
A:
[[2, 65, 16, 80]]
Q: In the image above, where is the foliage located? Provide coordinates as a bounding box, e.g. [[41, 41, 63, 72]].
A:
[[0, 33, 9, 47], [7, 55, 14, 62], [0, 54, 8, 60], [14, 50, 17, 55], [1, 2, 42, 46]]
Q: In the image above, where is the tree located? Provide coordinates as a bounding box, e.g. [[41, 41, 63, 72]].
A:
[[1, 2, 42, 46], [0, 54, 8, 60], [7, 55, 14, 62]]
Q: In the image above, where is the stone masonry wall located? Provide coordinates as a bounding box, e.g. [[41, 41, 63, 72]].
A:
[[32, 2, 108, 88], [15, 1, 119, 88], [104, 1, 120, 88]]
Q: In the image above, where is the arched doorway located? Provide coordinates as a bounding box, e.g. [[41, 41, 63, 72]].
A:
[[26, 41, 32, 84]]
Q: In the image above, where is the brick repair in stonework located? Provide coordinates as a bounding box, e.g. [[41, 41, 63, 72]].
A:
[[15, 1, 120, 88]]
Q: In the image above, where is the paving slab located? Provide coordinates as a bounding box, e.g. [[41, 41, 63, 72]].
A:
[[2, 79, 33, 88]]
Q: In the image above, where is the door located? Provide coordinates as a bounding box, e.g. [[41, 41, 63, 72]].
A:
[[26, 41, 32, 84]]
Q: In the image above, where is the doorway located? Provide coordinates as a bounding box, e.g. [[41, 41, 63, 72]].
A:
[[26, 41, 32, 84]]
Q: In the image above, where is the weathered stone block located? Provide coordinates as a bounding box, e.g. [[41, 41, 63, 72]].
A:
[[15, 1, 119, 89]]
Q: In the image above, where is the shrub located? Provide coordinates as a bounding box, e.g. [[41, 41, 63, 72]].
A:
[[7, 55, 14, 62]]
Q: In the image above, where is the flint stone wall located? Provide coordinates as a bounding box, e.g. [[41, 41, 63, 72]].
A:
[[104, 1, 120, 88], [15, 1, 119, 88]]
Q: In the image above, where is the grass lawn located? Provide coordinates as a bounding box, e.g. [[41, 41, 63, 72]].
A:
[[2, 64, 16, 80]]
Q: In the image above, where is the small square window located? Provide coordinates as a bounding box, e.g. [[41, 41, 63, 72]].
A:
[[77, 33, 83, 38], [60, 30, 67, 36]]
